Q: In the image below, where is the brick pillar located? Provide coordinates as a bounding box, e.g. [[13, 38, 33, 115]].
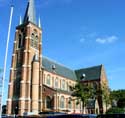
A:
[[54, 94, 57, 111], [7, 40, 16, 114], [31, 61, 39, 114], [39, 64, 43, 112]]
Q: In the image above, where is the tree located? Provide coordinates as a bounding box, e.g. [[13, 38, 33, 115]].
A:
[[117, 98, 125, 108], [106, 107, 125, 114], [70, 80, 93, 114], [91, 81, 110, 113], [110, 89, 125, 107], [101, 82, 110, 112]]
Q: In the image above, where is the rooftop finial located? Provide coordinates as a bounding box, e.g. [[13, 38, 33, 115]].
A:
[[19, 15, 22, 25], [38, 16, 41, 28], [23, 0, 36, 24]]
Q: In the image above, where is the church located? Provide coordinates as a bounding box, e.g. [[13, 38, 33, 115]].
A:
[[6, 0, 109, 116]]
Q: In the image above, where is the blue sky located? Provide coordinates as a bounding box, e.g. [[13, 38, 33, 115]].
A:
[[0, 0, 125, 104]]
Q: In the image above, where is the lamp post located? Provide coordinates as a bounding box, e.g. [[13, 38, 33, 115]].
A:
[[0, 4, 13, 118]]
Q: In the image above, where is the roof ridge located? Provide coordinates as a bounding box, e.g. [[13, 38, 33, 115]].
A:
[[42, 56, 74, 72], [75, 64, 103, 71]]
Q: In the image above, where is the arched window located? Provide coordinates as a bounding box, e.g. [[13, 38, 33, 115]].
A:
[[46, 74, 51, 85], [66, 82, 68, 91], [31, 33, 34, 47], [43, 74, 45, 84], [68, 97, 72, 109], [55, 77, 58, 88], [68, 82, 71, 91], [30, 29, 38, 49], [46, 96, 51, 109], [60, 96, 65, 108], [35, 35, 38, 41], [62, 80, 65, 90], [76, 100, 79, 109], [34, 35, 38, 49], [18, 34, 22, 48]]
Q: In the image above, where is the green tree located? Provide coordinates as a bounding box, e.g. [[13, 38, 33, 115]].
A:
[[70, 80, 93, 114], [110, 89, 125, 107], [101, 82, 110, 112], [106, 107, 125, 114], [91, 81, 110, 113], [117, 98, 125, 108]]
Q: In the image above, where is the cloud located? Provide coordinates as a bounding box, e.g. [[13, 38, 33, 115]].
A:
[[79, 32, 97, 44], [96, 36, 118, 44]]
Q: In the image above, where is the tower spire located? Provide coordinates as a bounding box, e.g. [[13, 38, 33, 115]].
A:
[[23, 0, 36, 24]]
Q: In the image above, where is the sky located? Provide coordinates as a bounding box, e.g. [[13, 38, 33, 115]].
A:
[[0, 0, 125, 104]]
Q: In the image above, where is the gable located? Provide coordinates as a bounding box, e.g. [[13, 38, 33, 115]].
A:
[[75, 65, 102, 81]]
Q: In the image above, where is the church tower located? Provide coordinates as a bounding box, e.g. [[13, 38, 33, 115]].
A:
[[7, 0, 43, 115]]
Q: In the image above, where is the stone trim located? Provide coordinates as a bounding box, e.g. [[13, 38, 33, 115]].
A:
[[7, 98, 12, 101], [25, 36, 30, 39], [26, 81, 31, 84], [14, 41, 16, 43], [22, 65, 31, 68], [20, 80, 25, 83], [27, 24, 31, 27], [10, 68, 14, 70], [19, 97, 31, 100], [24, 50, 31, 53], [8, 82, 12, 85]]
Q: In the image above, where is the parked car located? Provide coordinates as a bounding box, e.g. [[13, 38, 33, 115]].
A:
[[2, 114, 15, 118], [1, 114, 7, 118], [39, 111, 66, 117], [22, 115, 41, 118], [97, 114, 125, 118], [47, 114, 97, 118]]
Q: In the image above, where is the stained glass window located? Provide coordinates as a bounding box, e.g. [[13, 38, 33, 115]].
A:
[[60, 96, 65, 108]]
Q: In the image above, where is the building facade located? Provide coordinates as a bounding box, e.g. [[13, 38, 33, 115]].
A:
[[6, 0, 109, 116]]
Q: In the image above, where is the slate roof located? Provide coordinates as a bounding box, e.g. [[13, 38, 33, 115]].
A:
[[42, 56, 102, 81], [23, 0, 36, 24], [75, 65, 102, 81], [42, 56, 77, 80]]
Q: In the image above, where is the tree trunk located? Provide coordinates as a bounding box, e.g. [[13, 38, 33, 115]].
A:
[[82, 101, 85, 114], [106, 101, 108, 113]]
